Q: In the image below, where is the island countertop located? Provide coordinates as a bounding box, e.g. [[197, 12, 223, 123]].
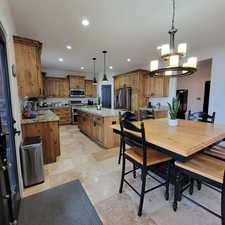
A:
[[21, 110, 59, 125], [74, 106, 121, 117], [139, 106, 168, 112]]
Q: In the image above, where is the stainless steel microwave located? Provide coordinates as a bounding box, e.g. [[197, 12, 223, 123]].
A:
[[70, 88, 85, 97]]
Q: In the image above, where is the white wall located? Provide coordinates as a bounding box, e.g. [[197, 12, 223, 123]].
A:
[[0, 0, 23, 194], [177, 59, 212, 112], [188, 45, 225, 125]]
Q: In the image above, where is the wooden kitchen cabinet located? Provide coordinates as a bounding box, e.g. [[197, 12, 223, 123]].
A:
[[114, 70, 149, 113], [44, 77, 69, 97], [85, 80, 97, 97], [21, 121, 60, 164], [14, 36, 43, 97], [51, 107, 72, 125], [69, 75, 85, 89], [144, 76, 169, 98], [77, 111, 119, 148], [114, 70, 169, 115]]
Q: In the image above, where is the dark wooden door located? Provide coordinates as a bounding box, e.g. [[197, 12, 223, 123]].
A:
[[102, 85, 112, 108]]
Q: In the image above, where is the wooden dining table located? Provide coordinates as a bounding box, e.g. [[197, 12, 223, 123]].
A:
[[111, 118, 225, 162]]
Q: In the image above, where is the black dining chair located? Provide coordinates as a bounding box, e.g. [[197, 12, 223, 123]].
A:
[[119, 119, 172, 216], [118, 111, 137, 165], [187, 110, 216, 192], [173, 153, 225, 225], [187, 111, 216, 123]]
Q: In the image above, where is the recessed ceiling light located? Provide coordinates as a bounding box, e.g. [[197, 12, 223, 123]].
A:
[[81, 67, 84, 70], [66, 45, 72, 50], [127, 58, 131, 62], [82, 19, 90, 26], [58, 58, 64, 62], [109, 66, 113, 69]]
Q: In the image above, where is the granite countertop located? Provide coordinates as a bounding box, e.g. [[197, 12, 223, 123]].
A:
[[21, 110, 59, 125], [140, 106, 168, 112], [38, 105, 71, 110], [74, 106, 121, 117]]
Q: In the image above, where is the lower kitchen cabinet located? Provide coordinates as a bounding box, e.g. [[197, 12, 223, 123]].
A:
[[78, 111, 119, 148], [51, 107, 72, 125], [21, 121, 60, 164]]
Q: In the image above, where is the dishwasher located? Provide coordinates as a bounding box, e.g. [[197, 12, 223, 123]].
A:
[[21, 136, 44, 187]]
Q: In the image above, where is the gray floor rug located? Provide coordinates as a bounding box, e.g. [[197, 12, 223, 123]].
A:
[[18, 180, 103, 225]]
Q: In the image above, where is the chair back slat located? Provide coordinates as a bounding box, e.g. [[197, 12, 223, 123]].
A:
[[119, 112, 148, 165]]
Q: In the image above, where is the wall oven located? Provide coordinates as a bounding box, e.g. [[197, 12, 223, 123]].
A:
[[70, 88, 85, 97]]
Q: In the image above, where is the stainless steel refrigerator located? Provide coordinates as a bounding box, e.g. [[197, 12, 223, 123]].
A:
[[114, 86, 132, 111]]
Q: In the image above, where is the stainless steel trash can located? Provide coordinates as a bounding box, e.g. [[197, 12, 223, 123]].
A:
[[21, 136, 44, 187]]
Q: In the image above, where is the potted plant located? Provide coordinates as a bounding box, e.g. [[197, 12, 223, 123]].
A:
[[96, 96, 102, 110], [167, 96, 180, 126]]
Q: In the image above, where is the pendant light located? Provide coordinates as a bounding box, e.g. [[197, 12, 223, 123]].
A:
[[102, 50, 108, 82], [149, 0, 197, 77], [92, 57, 97, 85]]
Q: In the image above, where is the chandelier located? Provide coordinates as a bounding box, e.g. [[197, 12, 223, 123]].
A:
[[149, 0, 197, 77]]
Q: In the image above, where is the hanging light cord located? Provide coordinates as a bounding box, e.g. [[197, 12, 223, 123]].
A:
[[93, 59, 95, 78], [171, 0, 176, 30], [104, 52, 106, 75]]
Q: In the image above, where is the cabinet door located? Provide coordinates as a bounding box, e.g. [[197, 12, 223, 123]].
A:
[[144, 75, 152, 97], [14, 43, 40, 96], [59, 79, 69, 97], [114, 77, 120, 90], [163, 78, 169, 97], [92, 85, 97, 97], [85, 80, 92, 97], [44, 78, 58, 97], [69, 76, 85, 89]]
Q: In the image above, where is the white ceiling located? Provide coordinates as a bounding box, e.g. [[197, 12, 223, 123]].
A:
[[8, 0, 225, 74]]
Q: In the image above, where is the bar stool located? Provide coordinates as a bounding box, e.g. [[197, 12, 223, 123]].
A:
[[119, 119, 172, 216], [187, 111, 216, 191], [173, 153, 225, 225], [118, 111, 137, 165]]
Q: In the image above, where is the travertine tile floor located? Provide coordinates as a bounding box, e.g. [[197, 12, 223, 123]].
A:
[[23, 125, 221, 225]]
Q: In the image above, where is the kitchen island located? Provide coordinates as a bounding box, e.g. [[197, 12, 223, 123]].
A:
[[21, 110, 60, 164], [76, 106, 121, 149], [139, 107, 168, 119]]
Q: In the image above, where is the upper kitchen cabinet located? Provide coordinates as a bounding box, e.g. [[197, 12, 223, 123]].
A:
[[44, 77, 69, 97], [68, 75, 85, 89], [85, 80, 97, 98], [14, 36, 43, 97], [114, 70, 149, 113], [144, 76, 169, 98]]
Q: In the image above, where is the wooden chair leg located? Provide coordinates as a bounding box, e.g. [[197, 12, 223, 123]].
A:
[[189, 178, 194, 195], [138, 168, 147, 216], [119, 155, 126, 193], [221, 171, 225, 225], [118, 137, 123, 165], [173, 169, 181, 212], [133, 164, 136, 178], [165, 160, 171, 201]]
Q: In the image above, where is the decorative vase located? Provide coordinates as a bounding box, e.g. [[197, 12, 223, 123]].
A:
[[168, 119, 178, 126], [96, 105, 101, 110]]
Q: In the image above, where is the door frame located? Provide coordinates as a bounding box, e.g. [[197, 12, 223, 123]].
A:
[[0, 24, 21, 222]]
